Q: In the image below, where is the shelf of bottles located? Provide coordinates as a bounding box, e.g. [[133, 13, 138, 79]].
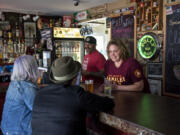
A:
[[136, 0, 163, 32], [0, 22, 26, 64]]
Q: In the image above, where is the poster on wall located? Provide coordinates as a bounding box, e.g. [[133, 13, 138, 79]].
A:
[[41, 28, 53, 50], [24, 22, 36, 46], [111, 14, 134, 57], [24, 22, 36, 38], [165, 4, 180, 96]]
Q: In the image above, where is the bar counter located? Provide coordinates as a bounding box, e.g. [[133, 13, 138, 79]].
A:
[[99, 91, 180, 135]]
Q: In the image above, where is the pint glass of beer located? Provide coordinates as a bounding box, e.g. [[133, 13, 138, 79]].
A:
[[89, 80, 94, 93], [85, 80, 89, 91]]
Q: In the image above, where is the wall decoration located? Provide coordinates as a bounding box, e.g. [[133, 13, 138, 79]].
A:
[[111, 14, 134, 57], [24, 22, 36, 46], [24, 22, 36, 38], [63, 16, 72, 27], [41, 28, 53, 50], [80, 25, 93, 36], [74, 10, 90, 22], [137, 32, 160, 60]]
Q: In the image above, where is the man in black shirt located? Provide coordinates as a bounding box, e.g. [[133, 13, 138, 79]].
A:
[[32, 56, 114, 135]]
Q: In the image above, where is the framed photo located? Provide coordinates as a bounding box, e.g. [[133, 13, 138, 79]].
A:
[[24, 22, 36, 38]]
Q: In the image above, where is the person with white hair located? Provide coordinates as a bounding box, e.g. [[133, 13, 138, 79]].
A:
[[1, 55, 39, 135]]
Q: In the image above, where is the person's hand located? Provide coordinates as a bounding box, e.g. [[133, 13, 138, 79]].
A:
[[111, 83, 118, 90], [96, 84, 104, 93]]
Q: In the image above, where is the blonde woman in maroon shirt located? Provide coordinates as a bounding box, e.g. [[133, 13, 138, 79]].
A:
[[105, 39, 149, 93]]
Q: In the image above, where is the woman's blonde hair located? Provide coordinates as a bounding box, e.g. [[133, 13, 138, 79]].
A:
[[107, 39, 130, 60]]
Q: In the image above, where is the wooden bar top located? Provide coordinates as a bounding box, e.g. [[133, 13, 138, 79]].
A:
[[99, 91, 180, 135]]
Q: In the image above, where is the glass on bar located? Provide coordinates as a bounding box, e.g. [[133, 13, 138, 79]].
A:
[[89, 80, 94, 93], [85, 80, 94, 93], [104, 78, 112, 96]]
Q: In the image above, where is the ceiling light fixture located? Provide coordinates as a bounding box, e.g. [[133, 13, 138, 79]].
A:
[[73, 0, 79, 6], [23, 14, 30, 20], [33, 15, 39, 21]]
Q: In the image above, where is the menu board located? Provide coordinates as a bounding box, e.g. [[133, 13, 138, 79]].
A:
[[111, 14, 134, 57], [148, 63, 162, 78], [165, 4, 180, 95]]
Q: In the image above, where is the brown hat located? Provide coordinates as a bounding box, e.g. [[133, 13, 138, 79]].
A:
[[49, 56, 81, 83], [85, 36, 96, 45]]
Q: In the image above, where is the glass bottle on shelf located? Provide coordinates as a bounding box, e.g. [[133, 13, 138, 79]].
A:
[[3, 40, 8, 63], [17, 38, 21, 54], [3, 30, 7, 39], [50, 19, 53, 28], [13, 38, 18, 54], [15, 22, 20, 38], [77, 43, 80, 52], [7, 32, 14, 54], [0, 39, 3, 61], [0, 26, 2, 37], [21, 39, 25, 54]]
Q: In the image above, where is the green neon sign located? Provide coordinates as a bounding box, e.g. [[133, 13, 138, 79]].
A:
[[138, 33, 159, 59]]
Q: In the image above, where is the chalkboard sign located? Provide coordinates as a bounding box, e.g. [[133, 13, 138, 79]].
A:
[[165, 4, 180, 95], [148, 63, 162, 78], [111, 14, 134, 57]]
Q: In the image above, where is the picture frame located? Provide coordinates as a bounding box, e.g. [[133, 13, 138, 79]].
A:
[[24, 22, 36, 38]]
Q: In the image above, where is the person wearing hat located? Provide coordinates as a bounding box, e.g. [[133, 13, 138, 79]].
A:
[[82, 36, 106, 86], [31, 56, 114, 135]]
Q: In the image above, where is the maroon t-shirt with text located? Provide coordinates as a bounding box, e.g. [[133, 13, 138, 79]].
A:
[[104, 58, 150, 93]]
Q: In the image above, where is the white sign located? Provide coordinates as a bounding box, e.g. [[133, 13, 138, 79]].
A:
[[75, 10, 88, 21]]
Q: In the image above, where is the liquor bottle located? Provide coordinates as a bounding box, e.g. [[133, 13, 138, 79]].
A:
[[13, 38, 18, 54], [3, 39, 8, 62], [77, 43, 80, 52], [0, 39, 3, 61], [15, 22, 20, 38], [0, 25, 2, 37], [3, 30, 7, 39], [21, 39, 25, 54], [7, 32, 13, 54], [50, 19, 53, 28], [17, 39, 21, 54]]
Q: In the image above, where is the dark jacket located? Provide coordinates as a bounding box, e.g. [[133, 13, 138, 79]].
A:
[[31, 84, 114, 135]]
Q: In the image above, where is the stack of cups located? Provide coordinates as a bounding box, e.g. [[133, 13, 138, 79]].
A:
[[85, 80, 94, 93]]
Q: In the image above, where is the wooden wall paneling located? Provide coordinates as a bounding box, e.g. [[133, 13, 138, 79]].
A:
[[163, 1, 166, 97], [134, 5, 137, 58]]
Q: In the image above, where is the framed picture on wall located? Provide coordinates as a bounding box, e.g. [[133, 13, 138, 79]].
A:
[[24, 22, 36, 38]]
